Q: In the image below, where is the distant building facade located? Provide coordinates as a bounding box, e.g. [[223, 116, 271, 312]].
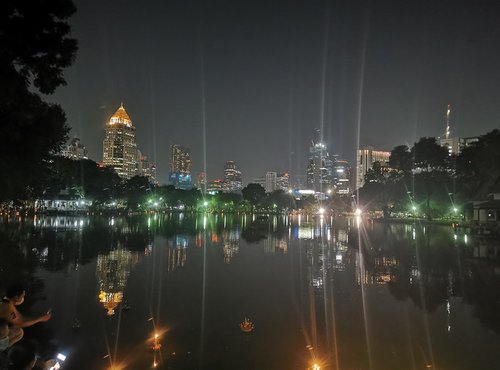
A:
[[169, 145, 192, 189], [61, 137, 88, 160], [356, 147, 390, 189], [252, 176, 266, 189], [197, 172, 206, 192], [223, 160, 242, 192], [306, 141, 333, 192], [332, 160, 351, 195], [276, 172, 290, 191], [440, 136, 479, 156], [207, 179, 224, 194], [139, 153, 157, 184], [265, 172, 277, 193], [102, 103, 139, 179]]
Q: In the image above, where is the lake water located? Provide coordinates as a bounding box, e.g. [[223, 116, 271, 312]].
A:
[[1, 213, 499, 370]]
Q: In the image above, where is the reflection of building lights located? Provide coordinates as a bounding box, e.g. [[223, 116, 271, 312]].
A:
[[96, 249, 136, 316]]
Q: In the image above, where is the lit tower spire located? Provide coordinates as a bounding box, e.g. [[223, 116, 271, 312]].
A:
[[445, 104, 451, 139]]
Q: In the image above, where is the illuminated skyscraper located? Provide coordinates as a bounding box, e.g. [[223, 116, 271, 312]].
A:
[[332, 159, 351, 194], [139, 153, 157, 184], [223, 160, 242, 192], [102, 103, 139, 179], [169, 145, 192, 189], [276, 172, 290, 191], [197, 172, 206, 192], [265, 171, 277, 193], [306, 140, 333, 192]]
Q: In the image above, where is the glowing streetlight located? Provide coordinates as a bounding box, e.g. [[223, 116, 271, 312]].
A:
[[453, 207, 458, 213], [412, 206, 417, 212], [355, 208, 362, 216], [203, 201, 208, 207]]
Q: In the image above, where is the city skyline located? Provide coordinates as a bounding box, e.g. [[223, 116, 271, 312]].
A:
[[51, 0, 500, 184], [79, 99, 488, 190]]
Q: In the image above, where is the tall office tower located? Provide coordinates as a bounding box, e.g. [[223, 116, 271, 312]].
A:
[[139, 153, 157, 184], [197, 172, 206, 192], [356, 147, 390, 189], [102, 103, 139, 179], [265, 171, 277, 193], [332, 160, 352, 195], [61, 137, 88, 160], [306, 140, 333, 192], [169, 145, 192, 189], [223, 160, 242, 192], [276, 172, 290, 191]]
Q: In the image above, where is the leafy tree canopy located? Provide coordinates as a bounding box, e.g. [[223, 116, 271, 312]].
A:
[[0, 0, 78, 201]]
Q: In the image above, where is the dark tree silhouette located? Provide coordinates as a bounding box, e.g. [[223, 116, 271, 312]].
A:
[[389, 145, 412, 173], [242, 183, 266, 209], [0, 0, 78, 201]]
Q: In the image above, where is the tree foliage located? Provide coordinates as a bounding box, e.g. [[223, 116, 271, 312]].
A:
[[0, 0, 78, 201]]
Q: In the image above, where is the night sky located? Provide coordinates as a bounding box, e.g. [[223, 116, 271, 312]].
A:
[[51, 0, 500, 185]]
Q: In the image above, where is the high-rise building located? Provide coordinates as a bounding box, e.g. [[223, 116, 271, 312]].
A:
[[197, 172, 207, 192], [169, 145, 192, 189], [102, 103, 139, 179], [139, 153, 157, 184], [276, 172, 290, 191], [356, 147, 390, 189], [306, 141, 333, 192], [332, 160, 351, 195], [265, 171, 277, 193], [61, 137, 88, 160], [223, 160, 242, 192]]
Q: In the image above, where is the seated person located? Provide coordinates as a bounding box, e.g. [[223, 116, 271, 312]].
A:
[[0, 285, 51, 345]]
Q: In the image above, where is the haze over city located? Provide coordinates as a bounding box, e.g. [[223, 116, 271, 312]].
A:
[[51, 0, 500, 183]]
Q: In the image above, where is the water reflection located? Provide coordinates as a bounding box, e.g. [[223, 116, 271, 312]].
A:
[[0, 214, 499, 369], [96, 248, 138, 316]]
